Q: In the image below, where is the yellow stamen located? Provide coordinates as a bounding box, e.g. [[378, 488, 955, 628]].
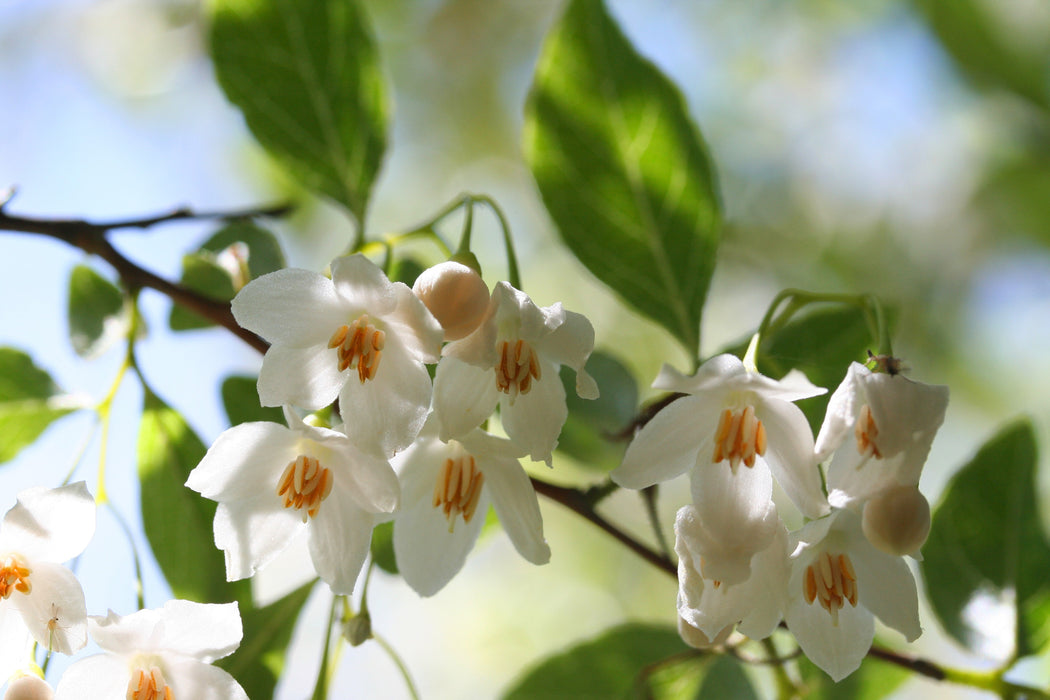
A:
[[0, 554, 31, 599], [802, 551, 859, 625], [328, 314, 386, 383], [494, 339, 541, 401], [711, 405, 766, 471], [432, 454, 485, 531], [854, 404, 882, 459], [276, 455, 334, 522], [126, 666, 175, 700]]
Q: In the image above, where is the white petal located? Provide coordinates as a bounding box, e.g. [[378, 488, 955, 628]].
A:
[[338, 335, 432, 456], [652, 355, 744, 393], [483, 455, 549, 565], [754, 368, 827, 402], [537, 309, 596, 393], [307, 492, 374, 594], [186, 422, 297, 501], [257, 343, 344, 410], [0, 483, 95, 563], [393, 445, 487, 596], [139, 601, 242, 661], [330, 254, 398, 316], [612, 395, 718, 490], [784, 594, 873, 682], [213, 496, 303, 583], [88, 607, 161, 653], [166, 657, 248, 700], [756, 399, 828, 519], [863, 373, 949, 475], [492, 283, 554, 340], [433, 357, 499, 441], [231, 268, 346, 346], [813, 363, 864, 461], [10, 562, 86, 655], [383, 283, 443, 363], [735, 526, 790, 640], [0, 605, 33, 682], [498, 360, 567, 465], [325, 445, 399, 514], [849, 530, 922, 641], [442, 299, 499, 368], [53, 654, 128, 700]]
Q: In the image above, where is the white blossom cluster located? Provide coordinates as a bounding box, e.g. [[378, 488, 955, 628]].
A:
[[612, 352, 949, 680]]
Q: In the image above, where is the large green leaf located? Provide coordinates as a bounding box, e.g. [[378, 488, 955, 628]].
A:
[[209, 0, 389, 225], [922, 420, 1050, 656], [557, 350, 638, 471], [797, 652, 909, 699], [221, 375, 284, 427], [524, 0, 721, 358], [138, 389, 235, 602], [0, 348, 78, 463], [696, 656, 758, 700], [502, 623, 689, 699], [67, 264, 128, 357], [218, 580, 315, 700]]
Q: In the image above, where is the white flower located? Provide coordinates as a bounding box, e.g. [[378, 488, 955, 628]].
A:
[[675, 504, 788, 641], [231, 253, 444, 456], [784, 508, 921, 681], [412, 261, 491, 341], [186, 406, 399, 594], [432, 281, 598, 465], [0, 482, 95, 679], [54, 600, 247, 700], [391, 419, 549, 596], [815, 361, 948, 509]]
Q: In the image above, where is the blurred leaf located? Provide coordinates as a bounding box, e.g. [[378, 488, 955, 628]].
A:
[[221, 375, 285, 426], [200, 220, 286, 279], [922, 419, 1050, 656], [797, 652, 909, 699], [219, 580, 315, 700], [502, 622, 688, 699], [370, 520, 398, 575], [138, 389, 233, 602], [67, 264, 127, 357], [976, 153, 1050, 249], [524, 0, 721, 359], [209, 0, 390, 226], [557, 350, 637, 471], [646, 654, 705, 700], [914, 0, 1050, 110], [389, 256, 426, 288], [696, 656, 757, 700], [0, 348, 78, 464], [170, 253, 238, 331]]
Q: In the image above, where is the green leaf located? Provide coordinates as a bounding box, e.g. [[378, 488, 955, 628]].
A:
[[502, 622, 688, 699], [524, 0, 721, 358], [557, 350, 638, 471], [370, 520, 398, 575], [0, 348, 78, 464], [218, 580, 315, 700], [221, 375, 285, 426], [67, 264, 127, 357], [169, 253, 238, 331], [922, 419, 1050, 656], [138, 389, 235, 602], [797, 652, 909, 699], [209, 0, 390, 225], [696, 656, 758, 700]]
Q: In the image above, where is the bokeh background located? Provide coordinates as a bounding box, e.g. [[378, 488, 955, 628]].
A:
[[2, 0, 1049, 697]]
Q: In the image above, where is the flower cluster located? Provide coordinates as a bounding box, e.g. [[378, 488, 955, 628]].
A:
[[188, 254, 597, 598], [613, 352, 948, 680]]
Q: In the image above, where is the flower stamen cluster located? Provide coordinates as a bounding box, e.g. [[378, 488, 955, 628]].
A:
[[803, 551, 858, 624], [125, 666, 174, 700], [432, 452, 485, 529], [495, 338, 540, 399], [711, 405, 766, 470], [328, 314, 386, 382], [275, 455, 334, 521], [0, 554, 32, 599]]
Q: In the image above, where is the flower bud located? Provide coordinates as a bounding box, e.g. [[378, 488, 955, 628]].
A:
[[861, 484, 931, 556], [4, 675, 53, 700], [412, 261, 490, 341], [342, 611, 372, 647]]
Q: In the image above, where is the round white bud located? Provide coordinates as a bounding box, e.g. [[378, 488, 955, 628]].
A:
[[412, 261, 490, 341], [862, 484, 931, 556]]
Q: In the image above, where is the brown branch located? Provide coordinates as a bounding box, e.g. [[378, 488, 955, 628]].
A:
[[866, 644, 947, 682]]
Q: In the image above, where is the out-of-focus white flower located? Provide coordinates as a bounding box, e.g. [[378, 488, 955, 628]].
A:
[[432, 281, 598, 465], [231, 253, 443, 456], [391, 418, 549, 596], [186, 406, 399, 595], [412, 261, 490, 341], [815, 361, 948, 509], [4, 673, 53, 700], [675, 504, 788, 641], [54, 600, 247, 700], [784, 508, 921, 681], [0, 482, 95, 680]]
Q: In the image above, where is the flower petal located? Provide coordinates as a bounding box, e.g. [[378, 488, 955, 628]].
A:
[[433, 357, 500, 441], [186, 422, 297, 502], [612, 395, 717, 489], [53, 654, 128, 700], [166, 657, 249, 700], [383, 283, 443, 363], [307, 491, 374, 594], [0, 483, 95, 564], [850, 531, 922, 641], [498, 360, 567, 465], [784, 594, 873, 682], [755, 398, 828, 519], [330, 254, 398, 317], [483, 455, 549, 565], [652, 355, 744, 393], [213, 496, 303, 583], [143, 600, 243, 661], [537, 310, 597, 399], [9, 562, 86, 655], [325, 445, 399, 515], [813, 363, 863, 462], [231, 268, 346, 346], [0, 605, 33, 682], [257, 343, 344, 410]]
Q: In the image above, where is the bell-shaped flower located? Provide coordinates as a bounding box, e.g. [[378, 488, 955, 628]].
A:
[[783, 508, 921, 681], [231, 253, 444, 456], [186, 406, 399, 595], [675, 504, 789, 641], [0, 482, 95, 680], [54, 600, 247, 700], [815, 361, 948, 509], [391, 417, 549, 596], [432, 281, 598, 465]]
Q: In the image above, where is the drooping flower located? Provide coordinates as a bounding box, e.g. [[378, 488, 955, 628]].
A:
[[783, 508, 921, 681], [54, 600, 247, 700], [391, 418, 549, 596], [432, 281, 598, 465], [814, 360, 948, 509], [186, 406, 399, 594], [231, 253, 444, 456], [0, 482, 95, 680], [675, 504, 789, 642]]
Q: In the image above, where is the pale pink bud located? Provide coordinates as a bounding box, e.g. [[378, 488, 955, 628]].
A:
[[412, 261, 490, 341], [4, 675, 53, 700], [861, 484, 931, 556]]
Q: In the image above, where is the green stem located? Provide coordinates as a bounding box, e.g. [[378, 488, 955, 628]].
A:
[[95, 294, 141, 504], [105, 503, 146, 610], [310, 595, 340, 700], [374, 633, 421, 700], [471, 194, 520, 290]]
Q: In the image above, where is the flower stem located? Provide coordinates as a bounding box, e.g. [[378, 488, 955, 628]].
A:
[[374, 633, 421, 700], [310, 594, 340, 700], [105, 502, 146, 610]]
